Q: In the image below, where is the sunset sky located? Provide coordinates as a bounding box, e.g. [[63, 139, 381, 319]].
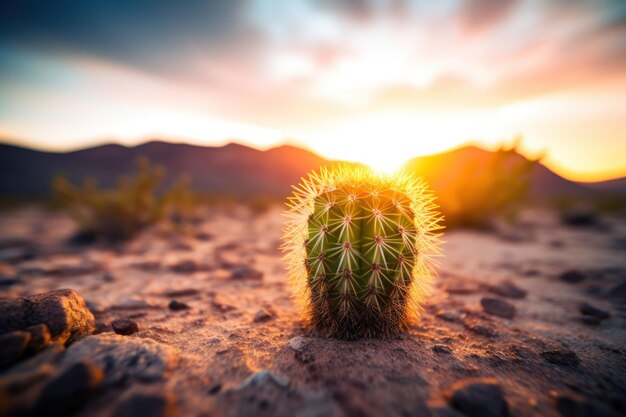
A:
[[1, 0, 625, 181]]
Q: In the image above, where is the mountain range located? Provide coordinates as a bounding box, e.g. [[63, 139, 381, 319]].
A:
[[0, 140, 624, 200]]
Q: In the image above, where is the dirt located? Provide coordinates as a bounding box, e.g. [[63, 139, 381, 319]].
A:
[[0, 205, 625, 417]]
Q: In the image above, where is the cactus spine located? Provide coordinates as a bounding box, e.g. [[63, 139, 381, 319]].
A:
[[283, 166, 442, 339]]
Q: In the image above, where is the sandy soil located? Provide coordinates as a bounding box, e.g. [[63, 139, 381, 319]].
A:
[[0, 205, 625, 417]]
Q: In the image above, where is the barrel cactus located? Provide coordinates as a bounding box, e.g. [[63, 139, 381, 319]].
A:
[[282, 165, 442, 339]]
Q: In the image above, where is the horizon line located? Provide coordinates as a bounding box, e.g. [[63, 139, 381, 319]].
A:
[[1, 136, 625, 184]]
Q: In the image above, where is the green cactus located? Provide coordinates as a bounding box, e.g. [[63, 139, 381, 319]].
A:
[[283, 166, 442, 339]]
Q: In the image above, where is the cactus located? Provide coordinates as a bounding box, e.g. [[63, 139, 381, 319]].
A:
[[282, 166, 442, 339]]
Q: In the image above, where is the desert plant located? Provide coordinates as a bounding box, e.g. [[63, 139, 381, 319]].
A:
[[444, 144, 538, 228], [53, 157, 193, 242], [282, 166, 443, 339]]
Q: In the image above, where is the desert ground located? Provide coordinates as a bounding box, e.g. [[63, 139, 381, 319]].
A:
[[0, 205, 625, 417]]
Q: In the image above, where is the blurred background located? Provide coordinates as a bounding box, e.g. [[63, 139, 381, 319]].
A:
[[1, 0, 625, 237]]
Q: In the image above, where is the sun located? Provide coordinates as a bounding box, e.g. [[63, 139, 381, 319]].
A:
[[310, 111, 464, 173]]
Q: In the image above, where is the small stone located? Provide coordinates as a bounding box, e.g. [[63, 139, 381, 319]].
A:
[[437, 311, 462, 322], [164, 288, 200, 297], [25, 323, 52, 354], [0, 277, 22, 288], [579, 302, 610, 320], [208, 383, 222, 395], [555, 392, 622, 417], [446, 284, 476, 295], [580, 316, 602, 325], [32, 360, 104, 417], [112, 318, 139, 336], [448, 377, 507, 417], [559, 270, 587, 283], [481, 297, 516, 319], [230, 266, 263, 280], [541, 349, 580, 367], [433, 345, 453, 354], [238, 370, 289, 389], [168, 300, 189, 311], [294, 349, 315, 364], [253, 308, 273, 323], [0, 289, 95, 345], [0, 331, 31, 368], [113, 390, 174, 417], [488, 281, 527, 299], [288, 336, 310, 351]]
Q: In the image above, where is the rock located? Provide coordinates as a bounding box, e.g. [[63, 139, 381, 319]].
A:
[[63, 333, 179, 385], [579, 302, 610, 320], [561, 209, 597, 227], [32, 360, 104, 417], [559, 270, 587, 283], [253, 308, 273, 323], [112, 318, 140, 335], [0, 343, 65, 394], [448, 378, 507, 417], [488, 281, 527, 299], [480, 297, 516, 319], [25, 323, 51, 354], [0, 277, 22, 288], [0, 288, 95, 345], [164, 288, 200, 297], [288, 336, 310, 351], [230, 266, 263, 280], [541, 349, 580, 367], [238, 370, 289, 389], [168, 300, 190, 311], [437, 311, 462, 322], [294, 349, 315, 364], [0, 331, 31, 368], [580, 316, 603, 325], [555, 392, 622, 417], [113, 390, 174, 417], [433, 345, 453, 354]]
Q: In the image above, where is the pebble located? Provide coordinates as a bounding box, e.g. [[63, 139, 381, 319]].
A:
[[170, 260, 205, 273], [559, 270, 587, 283], [448, 377, 507, 417], [168, 300, 190, 311], [488, 281, 527, 299], [112, 318, 140, 335], [113, 390, 174, 417], [230, 266, 264, 280], [288, 336, 310, 351], [0, 276, 22, 288], [481, 297, 516, 319], [433, 345, 453, 354], [164, 288, 200, 297], [579, 302, 610, 320], [0, 288, 95, 345], [541, 349, 580, 367], [238, 370, 289, 389], [212, 297, 236, 312], [32, 360, 104, 417], [25, 323, 52, 354], [253, 308, 273, 323], [465, 322, 497, 338], [437, 311, 463, 322], [0, 330, 31, 368]]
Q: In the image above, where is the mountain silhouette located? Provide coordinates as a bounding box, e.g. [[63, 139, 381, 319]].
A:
[[0, 140, 623, 199]]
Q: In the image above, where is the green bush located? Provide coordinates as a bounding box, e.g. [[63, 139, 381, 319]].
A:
[[53, 157, 193, 241]]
